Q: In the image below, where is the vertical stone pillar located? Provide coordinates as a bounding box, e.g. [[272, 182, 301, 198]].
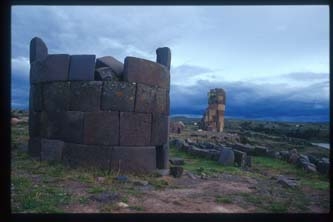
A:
[[156, 47, 171, 70], [156, 143, 169, 169]]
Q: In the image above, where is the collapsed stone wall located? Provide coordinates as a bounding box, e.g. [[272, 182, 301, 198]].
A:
[[200, 88, 226, 132], [28, 37, 171, 173]]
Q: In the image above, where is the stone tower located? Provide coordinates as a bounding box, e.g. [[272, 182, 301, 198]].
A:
[[28, 37, 171, 173], [200, 88, 226, 132]]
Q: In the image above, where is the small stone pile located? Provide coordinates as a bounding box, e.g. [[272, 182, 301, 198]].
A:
[[28, 37, 171, 173]]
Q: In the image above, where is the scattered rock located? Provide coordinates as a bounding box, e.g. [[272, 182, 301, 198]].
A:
[[96, 177, 106, 183], [288, 152, 300, 164], [117, 202, 129, 208], [217, 148, 234, 166], [170, 166, 183, 178], [280, 151, 290, 161], [132, 179, 149, 186], [184, 171, 197, 180], [154, 169, 170, 176], [90, 191, 120, 203], [254, 146, 268, 156], [308, 155, 319, 165], [169, 157, 184, 165], [317, 160, 329, 176], [276, 175, 299, 188], [245, 156, 252, 168], [116, 175, 128, 182]]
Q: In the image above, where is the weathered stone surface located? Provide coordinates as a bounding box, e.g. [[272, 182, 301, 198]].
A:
[[96, 56, 124, 75], [95, 67, 120, 81], [155, 88, 169, 114], [41, 139, 64, 162], [280, 151, 290, 161], [30, 60, 45, 83], [317, 160, 329, 176], [29, 84, 42, 111], [151, 114, 168, 145], [276, 175, 299, 188], [123, 56, 170, 89], [119, 112, 151, 146], [69, 55, 96, 80], [232, 143, 254, 154], [156, 47, 171, 70], [101, 81, 135, 112], [218, 148, 234, 166], [62, 143, 112, 170], [245, 156, 252, 167], [233, 149, 247, 167], [29, 111, 41, 137], [170, 166, 183, 178], [156, 144, 169, 169], [42, 82, 70, 112], [30, 37, 48, 63], [135, 84, 169, 114], [43, 54, 70, 82], [41, 111, 84, 143], [169, 157, 184, 165], [70, 81, 102, 111], [110, 146, 156, 173], [28, 137, 41, 157], [83, 111, 119, 145], [308, 155, 319, 165]]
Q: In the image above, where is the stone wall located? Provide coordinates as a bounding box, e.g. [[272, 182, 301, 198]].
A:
[[200, 88, 226, 132], [28, 37, 171, 173]]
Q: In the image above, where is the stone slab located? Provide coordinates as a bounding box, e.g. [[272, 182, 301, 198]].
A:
[[28, 137, 41, 158], [151, 114, 169, 145], [69, 81, 102, 111], [135, 84, 169, 114], [69, 55, 96, 80], [41, 111, 84, 143], [41, 139, 64, 162], [62, 143, 112, 170], [84, 111, 119, 146], [42, 82, 70, 112], [110, 146, 156, 173], [95, 67, 120, 81], [156, 144, 169, 169], [218, 148, 234, 166], [29, 84, 42, 112], [156, 47, 171, 70], [30, 37, 48, 63], [29, 111, 41, 138], [119, 112, 151, 146], [123, 56, 170, 89], [101, 81, 136, 112], [155, 88, 169, 114], [42, 54, 70, 82], [95, 56, 124, 75]]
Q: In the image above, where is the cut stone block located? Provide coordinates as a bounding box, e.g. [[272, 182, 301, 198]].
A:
[[69, 81, 102, 111], [95, 67, 120, 81], [123, 57, 170, 89], [135, 83, 156, 113], [155, 88, 169, 114], [101, 81, 136, 112], [170, 166, 183, 178], [30, 37, 48, 63], [29, 84, 42, 111], [42, 54, 70, 82], [41, 139, 64, 162], [62, 143, 112, 170], [233, 149, 247, 167], [156, 47, 171, 70], [110, 146, 156, 173], [29, 111, 41, 137], [84, 111, 119, 146], [156, 144, 169, 169], [95, 56, 124, 75], [42, 82, 70, 112], [218, 148, 234, 166], [41, 111, 84, 143], [69, 55, 96, 80], [28, 137, 41, 157], [119, 112, 151, 146], [151, 114, 169, 145], [30, 60, 45, 84]]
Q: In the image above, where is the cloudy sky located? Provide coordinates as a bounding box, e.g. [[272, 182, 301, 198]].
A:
[[11, 5, 329, 122]]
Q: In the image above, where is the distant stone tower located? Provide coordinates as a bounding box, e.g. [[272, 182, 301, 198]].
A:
[[200, 88, 226, 132]]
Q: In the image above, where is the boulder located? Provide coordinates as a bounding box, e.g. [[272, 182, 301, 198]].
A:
[[280, 151, 290, 161], [95, 67, 120, 81], [95, 56, 124, 75], [69, 55, 96, 80], [69, 81, 102, 111], [288, 152, 300, 164], [30, 37, 48, 63], [317, 160, 329, 176], [169, 157, 184, 165], [254, 146, 268, 156], [217, 148, 234, 166], [123, 56, 170, 89], [276, 175, 299, 188], [119, 112, 151, 146], [170, 166, 183, 178], [156, 47, 171, 70], [101, 81, 136, 112], [308, 155, 319, 165]]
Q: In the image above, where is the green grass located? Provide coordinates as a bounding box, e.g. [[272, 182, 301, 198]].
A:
[[215, 195, 233, 204], [253, 156, 329, 191]]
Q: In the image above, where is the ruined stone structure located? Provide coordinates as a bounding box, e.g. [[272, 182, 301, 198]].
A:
[[200, 88, 226, 132], [28, 37, 171, 173]]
